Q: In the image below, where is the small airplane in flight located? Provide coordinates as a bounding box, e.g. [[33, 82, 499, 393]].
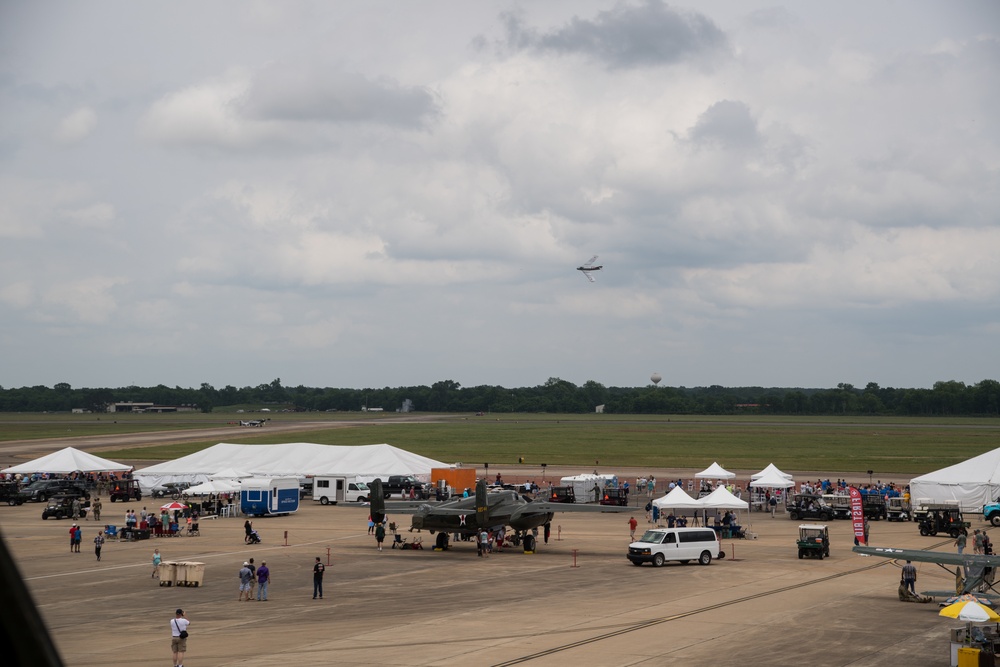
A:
[[239, 420, 265, 427], [853, 545, 1000, 601], [370, 478, 630, 553], [576, 255, 603, 282]]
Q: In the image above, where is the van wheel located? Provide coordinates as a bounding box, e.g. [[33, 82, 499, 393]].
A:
[[319, 497, 329, 506], [652, 553, 665, 567], [699, 551, 712, 566]]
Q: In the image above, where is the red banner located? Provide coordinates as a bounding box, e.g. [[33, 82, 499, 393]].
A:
[[849, 487, 865, 543]]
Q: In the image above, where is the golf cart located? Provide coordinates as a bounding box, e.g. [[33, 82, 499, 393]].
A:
[[797, 524, 830, 560], [918, 508, 967, 538]]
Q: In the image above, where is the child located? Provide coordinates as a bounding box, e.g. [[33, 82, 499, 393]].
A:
[[152, 548, 162, 578]]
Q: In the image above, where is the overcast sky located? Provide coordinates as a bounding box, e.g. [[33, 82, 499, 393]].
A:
[[1, 1, 998, 392]]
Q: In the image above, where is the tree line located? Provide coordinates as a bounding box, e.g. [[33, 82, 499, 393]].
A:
[[1, 378, 998, 416]]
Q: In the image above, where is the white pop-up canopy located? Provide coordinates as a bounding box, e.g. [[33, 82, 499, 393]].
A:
[[751, 463, 793, 480], [695, 462, 735, 479], [910, 448, 1000, 511], [1, 447, 130, 474], [653, 486, 703, 510], [699, 486, 750, 510], [751, 469, 795, 488], [184, 478, 242, 496]]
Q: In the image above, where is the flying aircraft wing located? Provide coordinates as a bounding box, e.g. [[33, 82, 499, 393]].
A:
[[581, 271, 596, 283], [584, 255, 598, 266], [853, 545, 1000, 568]]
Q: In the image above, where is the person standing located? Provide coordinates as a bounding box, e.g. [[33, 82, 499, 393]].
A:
[[73, 524, 82, 553], [479, 529, 490, 558], [92, 496, 102, 522], [368, 515, 375, 535], [152, 548, 162, 578], [247, 558, 257, 600], [94, 531, 105, 561], [374, 522, 385, 551], [628, 516, 638, 540], [71, 497, 81, 521], [312, 557, 325, 599], [69, 524, 78, 553], [256, 561, 269, 601], [238, 561, 253, 601], [543, 522, 551, 544], [901, 560, 917, 595], [170, 608, 189, 667], [974, 529, 985, 554]]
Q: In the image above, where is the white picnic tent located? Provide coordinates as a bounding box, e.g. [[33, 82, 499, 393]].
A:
[[695, 462, 735, 479], [134, 442, 448, 488], [1, 447, 130, 474], [184, 478, 242, 496], [653, 485, 703, 510], [751, 463, 793, 480], [700, 486, 750, 510], [909, 448, 1000, 511]]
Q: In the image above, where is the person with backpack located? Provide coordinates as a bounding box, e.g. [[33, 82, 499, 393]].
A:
[[170, 608, 190, 667]]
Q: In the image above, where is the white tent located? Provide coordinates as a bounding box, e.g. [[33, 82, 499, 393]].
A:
[[750, 470, 795, 488], [700, 486, 750, 510], [209, 468, 252, 480], [751, 463, 793, 480], [695, 462, 735, 479], [1, 447, 130, 474], [134, 443, 448, 488], [653, 486, 703, 510], [184, 478, 242, 496], [910, 448, 1000, 511]]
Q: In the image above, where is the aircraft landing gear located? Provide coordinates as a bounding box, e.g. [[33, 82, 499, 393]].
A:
[[435, 532, 449, 551], [523, 533, 536, 553]]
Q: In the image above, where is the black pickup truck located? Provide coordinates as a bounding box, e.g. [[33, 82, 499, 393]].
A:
[[372, 475, 430, 499]]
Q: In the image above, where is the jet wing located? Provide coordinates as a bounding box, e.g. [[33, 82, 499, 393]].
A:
[[581, 271, 596, 283], [853, 545, 1000, 568], [522, 502, 631, 514]]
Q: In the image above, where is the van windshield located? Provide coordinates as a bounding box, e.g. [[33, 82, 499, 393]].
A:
[[637, 530, 665, 543]]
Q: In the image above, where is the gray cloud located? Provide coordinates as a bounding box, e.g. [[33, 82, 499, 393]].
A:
[[686, 100, 760, 151], [501, 0, 729, 68]]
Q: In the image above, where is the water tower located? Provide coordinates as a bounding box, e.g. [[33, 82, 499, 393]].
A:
[[650, 372, 662, 386]]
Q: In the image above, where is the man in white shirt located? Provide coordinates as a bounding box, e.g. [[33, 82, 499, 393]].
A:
[[170, 608, 190, 667]]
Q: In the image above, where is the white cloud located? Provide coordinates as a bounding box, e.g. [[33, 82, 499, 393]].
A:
[[52, 106, 97, 145]]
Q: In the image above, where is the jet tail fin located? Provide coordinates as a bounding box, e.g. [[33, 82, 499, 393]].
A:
[[476, 479, 488, 527], [370, 478, 385, 524]]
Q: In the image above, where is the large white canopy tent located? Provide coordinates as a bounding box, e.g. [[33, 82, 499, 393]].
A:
[[134, 443, 448, 488], [695, 462, 735, 479], [1, 447, 130, 475], [909, 448, 1000, 511]]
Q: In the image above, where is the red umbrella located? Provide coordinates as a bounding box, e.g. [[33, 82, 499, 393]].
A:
[[160, 501, 187, 511]]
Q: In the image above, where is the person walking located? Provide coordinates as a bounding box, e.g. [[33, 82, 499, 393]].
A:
[[956, 527, 968, 554], [312, 557, 325, 599], [368, 515, 375, 535], [170, 608, 189, 667], [374, 522, 385, 551], [628, 516, 638, 540], [152, 548, 162, 578], [238, 561, 253, 601], [256, 561, 270, 601], [901, 560, 917, 595], [94, 531, 105, 561]]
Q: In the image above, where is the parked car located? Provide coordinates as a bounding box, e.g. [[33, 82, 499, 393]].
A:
[[0, 481, 23, 506], [18, 479, 90, 503], [108, 478, 142, 502], [149, 482, 191, 499]]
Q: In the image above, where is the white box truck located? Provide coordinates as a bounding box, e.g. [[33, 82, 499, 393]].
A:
[[313, 476, 370, 505]]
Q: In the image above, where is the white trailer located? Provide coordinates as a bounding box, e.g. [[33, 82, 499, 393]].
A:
[[312, 476, 370, 505]]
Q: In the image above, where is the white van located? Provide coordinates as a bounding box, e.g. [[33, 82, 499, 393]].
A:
[[313, 476, 370, 505], [627, 527, 723, 567]]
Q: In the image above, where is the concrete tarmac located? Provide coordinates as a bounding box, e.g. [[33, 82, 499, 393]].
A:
[[2, 489, 983, 666]]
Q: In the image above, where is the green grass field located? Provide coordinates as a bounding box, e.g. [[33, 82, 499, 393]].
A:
[[5, 412, 997, 476]]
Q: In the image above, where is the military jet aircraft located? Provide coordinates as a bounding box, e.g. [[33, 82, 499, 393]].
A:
[[239, 420, 265, 427], [576, 255, 603, 282], [370, 478, 630, 553], [853, 545, 1000, 601]]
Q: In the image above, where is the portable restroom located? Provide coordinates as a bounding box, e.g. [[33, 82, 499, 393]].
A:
[[240, 477, 300, 516]]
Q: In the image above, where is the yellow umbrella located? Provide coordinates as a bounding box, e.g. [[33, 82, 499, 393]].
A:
[[940, 600, 1000, 622]]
